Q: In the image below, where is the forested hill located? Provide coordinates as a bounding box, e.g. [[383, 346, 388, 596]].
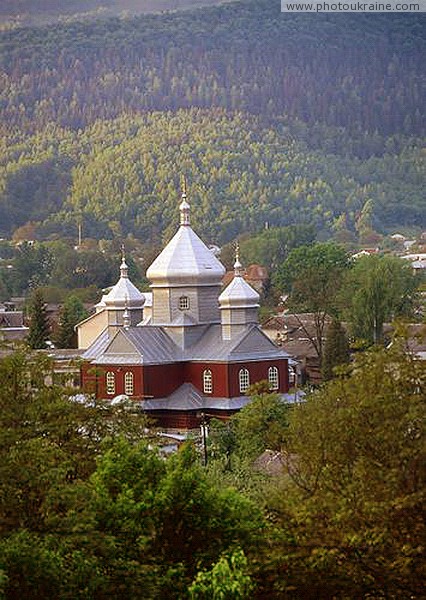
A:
[[0, 0, 231, 29], [0, 0, 425, 242], [1, 110, 423, 243], [1, 0, 424, 137]]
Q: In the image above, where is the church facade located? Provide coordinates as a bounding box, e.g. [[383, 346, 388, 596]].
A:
[[78, 190, 291, 428]]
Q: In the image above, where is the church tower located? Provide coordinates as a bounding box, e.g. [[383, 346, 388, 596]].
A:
[[218, 246, 260, 340], [146, 183, 225, 347]]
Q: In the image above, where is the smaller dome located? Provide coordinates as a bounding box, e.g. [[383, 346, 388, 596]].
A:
[[103, 257, 145, 309], [219, 254, 260, 309], [219, 276, 260, 309]]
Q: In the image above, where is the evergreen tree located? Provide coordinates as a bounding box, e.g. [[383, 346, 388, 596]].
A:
[[321, 318, 350, 381], [54, 295, 87, 349], [27, 289, 50, 349]]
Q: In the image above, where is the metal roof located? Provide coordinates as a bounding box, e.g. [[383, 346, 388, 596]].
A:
[[219, 273, 260, 308], [83, 322, 289, 366], [146, 225, 225, 287], [102, 258, 145, 308], [186, 324, 290, 362], [82, 329, 110, 360]]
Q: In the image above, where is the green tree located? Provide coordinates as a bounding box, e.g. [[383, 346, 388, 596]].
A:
[[273, 242, 350, 360], [266, 335, 425, 599], [26, 289, 50, 349], [321, 318, 350, 380], [11, 243, 53, 295], [231, 382, 289, 461], [54, 295, 87, 348], [189, 548, 254, 599], [343, 254, 419, 345], [0, 348, 263, 599]]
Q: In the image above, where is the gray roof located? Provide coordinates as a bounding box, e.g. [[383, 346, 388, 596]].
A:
[[83, 322, 289, 366], [141, 383, 251, 411], [146, 225, 225, 287], [219, 272, 260, 309], [82, 329, 110, 360], [102, 259, 145, 309], [141, 384, 303, 412], [85, 326, 182, 365], [187, 324, 290, 362]]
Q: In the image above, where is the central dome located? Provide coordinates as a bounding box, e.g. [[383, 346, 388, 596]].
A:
[[146, 192, 225, 288]]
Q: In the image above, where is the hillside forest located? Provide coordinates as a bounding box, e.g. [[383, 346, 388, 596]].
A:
[[0, 0, 424, 251]]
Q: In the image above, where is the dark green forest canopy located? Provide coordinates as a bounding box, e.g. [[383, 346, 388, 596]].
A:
[[0, 0, 425, 243], [0, 110, 424, 243], [0, 0, 424, 137]]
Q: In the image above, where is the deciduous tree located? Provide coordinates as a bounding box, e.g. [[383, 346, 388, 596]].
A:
[[273, 242, 350, 360]]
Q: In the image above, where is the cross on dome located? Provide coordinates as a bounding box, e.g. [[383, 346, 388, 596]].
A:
[[234, 242, 243, 277], [179, 175, 190, 226], [120, 244, 128, 278]]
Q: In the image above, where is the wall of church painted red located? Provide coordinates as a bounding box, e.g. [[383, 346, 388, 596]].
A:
[[81, 358, 289, 400], [184, 362, 230, 396], [81, 363, 143, 399], [142, 363, 184, 398], [228, 359, 289, 397]]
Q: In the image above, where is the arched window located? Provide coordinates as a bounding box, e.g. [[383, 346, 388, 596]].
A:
[[268, 366, 279, 390], [124, 371, 134, 396], [106, 371, 115, 395], [178, 296, 190, 311], [239, 368, 250, 393], [203, 369, 213, 394]]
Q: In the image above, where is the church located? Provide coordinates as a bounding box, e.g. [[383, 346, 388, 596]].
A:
[[78, 188, 291, 428]]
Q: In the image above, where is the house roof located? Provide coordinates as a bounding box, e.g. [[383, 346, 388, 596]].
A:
[[0, 311, 25, 328]]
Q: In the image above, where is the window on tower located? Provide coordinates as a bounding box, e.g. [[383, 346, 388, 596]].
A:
[[268, 366, 279, 390], [178, 296, 190, 311], [239, 368, 250, 393], [106, 371, 115, 395], [203, 369, 213, 394]]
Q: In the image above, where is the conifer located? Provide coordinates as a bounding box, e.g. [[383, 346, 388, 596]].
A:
[[27, 289, 50, 349]]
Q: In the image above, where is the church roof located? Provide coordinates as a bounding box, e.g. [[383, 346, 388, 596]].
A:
[[187, 324, 288, 362], [219, 252, 260, 309], [102, 256, 145, 309], [83, 323, 288, 366], [141, 383, 251, 411], [146, 193, 225, 288], [84, 326, 182, 365]]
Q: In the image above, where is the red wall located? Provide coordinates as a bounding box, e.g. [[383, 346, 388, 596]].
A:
[[81, 363, 143, 399], [184, 362, 230, 397], [228, 359, 289, 396], [81, 358, 289, 400], [142, 363, 184, 398]]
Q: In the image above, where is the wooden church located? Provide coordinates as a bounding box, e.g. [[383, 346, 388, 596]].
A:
[[78, 188, 291, 428]]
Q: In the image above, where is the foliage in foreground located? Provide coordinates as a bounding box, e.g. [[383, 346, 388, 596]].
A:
[[0, 338, 425, 598], [262, 336, 425, 599], [0, 350, 262, 599]]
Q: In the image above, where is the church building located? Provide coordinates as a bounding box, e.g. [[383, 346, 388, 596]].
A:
[[78, 188, 291, 428]]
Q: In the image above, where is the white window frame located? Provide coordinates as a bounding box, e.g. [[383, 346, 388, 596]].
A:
[[203, 369, 213, 394], [106, 371, 115, 395], [178, 295, 190, 311], [124, 371, 134, 396], [268, 366, 279, 391], [239, 368, 250, 393]]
